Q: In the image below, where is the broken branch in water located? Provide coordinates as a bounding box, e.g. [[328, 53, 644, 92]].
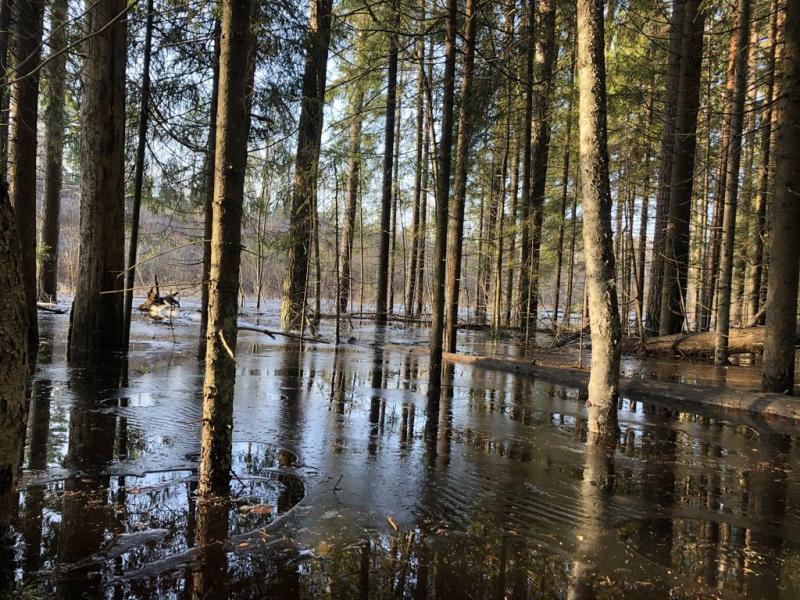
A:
[[237, 323, 330, 344]]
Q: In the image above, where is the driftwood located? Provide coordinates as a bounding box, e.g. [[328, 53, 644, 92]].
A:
[[636, 326, 800, 357], [238, 323, 330, 344], [442, 351, 800, 425], [37, 302, 67, 314]]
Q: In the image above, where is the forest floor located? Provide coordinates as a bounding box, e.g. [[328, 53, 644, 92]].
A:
[[7, 299, 800, 598]]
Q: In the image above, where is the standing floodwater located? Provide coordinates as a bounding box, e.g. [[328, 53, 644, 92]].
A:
[[5, 309, 800, 598]]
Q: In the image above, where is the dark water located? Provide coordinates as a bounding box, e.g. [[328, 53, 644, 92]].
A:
[[5, 308, 800, 598]]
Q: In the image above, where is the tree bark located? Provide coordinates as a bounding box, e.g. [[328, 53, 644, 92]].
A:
[[762, 0, 800, 394], [658, 0, 706, 336], [576, 0, 621, 440], [646, 0, 686, 336], [714, 0, 751, 364], [123, 0, 155, 349], [428, 0, 458, 389], [199, 0, 255, 496], [376, 1, 399, 325], [280, 0, 333, 331], [38, 0, 68, 304], [0, 184, 27, 544], [9, 0, 45, 364], [0, 0, 11, 178], [69, 0, 127, 358], [443, 0, 478, 353]]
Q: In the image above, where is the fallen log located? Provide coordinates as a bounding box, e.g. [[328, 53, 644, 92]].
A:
[[636, 326, 800, 358], [442, 351, 800, 424], [37, 302, 67, 314]]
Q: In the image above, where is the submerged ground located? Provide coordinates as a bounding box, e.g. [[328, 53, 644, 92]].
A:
[[4, 301, 800, 598]]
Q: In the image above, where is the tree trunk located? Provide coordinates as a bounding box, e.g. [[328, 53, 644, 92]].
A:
[[0, 0, 11, 178], [577, 0, 621, 440], [406, 4, 425, 317], [504, 144, 520, 326], [428, 0, 458, 389], [0, 184, 27, 545], [38, 0, 68, 304], [199, 0, 255, 496], [443, 0, 478, 353], [199, 19, 222, 359], [388, 77, 402, 315], [748, 0, 779, 322], [414, 107, 430, 317], [714, 0, 751, 364], [658, 0, 706, 336], [562, 162, 579, 325], [376, 1, 399, 325], [523, 0, 558, 336], [280, 0, 333, 331], [762, 0, 800, 394], [69, 0, 127, 358], [646, 0, 686, 336], [9, 0, 45, 364], [123, 0, 155, 349]]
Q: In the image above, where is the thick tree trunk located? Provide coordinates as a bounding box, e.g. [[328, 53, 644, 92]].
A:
[[376, 2, 399, 325], [576, 0, 621, 440], [123, 0, 155, 349], [714, 0, 751, 364], [199, 20, 222, 359], [199, 0, 255, 496], [523, 0, 558, 336], [38, 0, 68, 304], [9, 0, 45, 364], [658, 0, 706, 335], [280, 0, 333, 331], [0, 184, 27, 545], [762, 0, 800, 394], [443, 0, 478, 353], [69, 0, 127, 358], [428, 0, 458, 389], [646, 0, 686, 336]]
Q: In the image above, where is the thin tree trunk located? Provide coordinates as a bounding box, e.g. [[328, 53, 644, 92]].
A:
[[414, 108, 430, 317], [443, 0, 478, 353], [198, 0, 255, 496], [714, 0, 751, 364], [748, 0, 779, 322], [761, 0, 799, 393], [123, 0, 154, 349], [428, 0, 458, 389], [0, 0, 11, 178], [563, 162, 579, 326], [504, 144, 520, 326], [376, 0, 399, 325], [9, 0, 45, 364], [388, 76, 403, 315], [38, 0, 68, 303], [199, 19, 221, 359], [281, 0, 333, 331], [646, 0, 686, 336], [69, 0, 127, 358], [658, 0, 706, 336], [577, 0, 621, 440]]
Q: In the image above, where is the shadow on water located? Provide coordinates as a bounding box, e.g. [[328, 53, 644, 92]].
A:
[[5, 307, 800, 598]]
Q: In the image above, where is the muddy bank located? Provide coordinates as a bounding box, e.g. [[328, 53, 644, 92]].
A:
[[444, 352, 800, 429]]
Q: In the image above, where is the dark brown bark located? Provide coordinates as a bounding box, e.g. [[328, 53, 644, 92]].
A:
[[443, 0, 478, 353], [280, 0, 333, 331], [658, 0, 706, 335], [123, 0, 155, 349], [762, 0, 800, 393], [199, 0, 255, 496], [376, 1, 399, 325], [714, 0, 751, 364], [522, 0, 557, 336], [199, 20, 222, 359], [0, 0, 10, 178], [0, 184, 27, 544], [646, 0, 686, 336], [9, 0, 45, 364], [38, 0, 68, 304], [69, 0, 127, 358], [428, 0, 458, 389], [577, 0, 621, 440]]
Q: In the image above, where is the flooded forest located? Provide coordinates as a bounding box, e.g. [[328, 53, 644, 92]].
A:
[[0, 0, 799, 596]]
